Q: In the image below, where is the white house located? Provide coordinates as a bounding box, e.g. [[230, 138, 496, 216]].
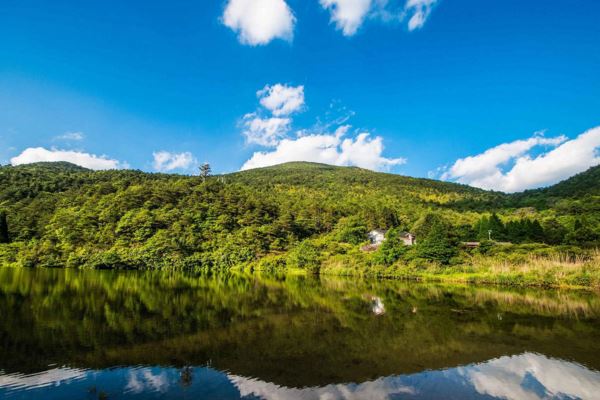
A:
[[366, 229, 416, 248], [399, 232, 416, 246], [368, 229, 387, 246]]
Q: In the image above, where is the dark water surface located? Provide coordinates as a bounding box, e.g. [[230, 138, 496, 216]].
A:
[[1, 267, 599, 399]]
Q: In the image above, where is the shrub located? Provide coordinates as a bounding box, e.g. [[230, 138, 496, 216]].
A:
[[286, 240, 322, 274]]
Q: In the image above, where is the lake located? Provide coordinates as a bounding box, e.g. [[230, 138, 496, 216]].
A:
[[0, 267, 599, 399]]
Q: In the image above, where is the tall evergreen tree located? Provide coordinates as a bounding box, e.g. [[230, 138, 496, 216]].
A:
[[417, 221, 456, 265], [487, 213, 506, 241], [528, 220, 545, 242], [476, 215, 490, 241], [543, 219, 567, 245]]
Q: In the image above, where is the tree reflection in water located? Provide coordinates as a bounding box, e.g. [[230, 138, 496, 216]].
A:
[[0, 267, 599, 399]]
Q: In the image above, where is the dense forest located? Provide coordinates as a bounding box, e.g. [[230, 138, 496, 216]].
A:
[[0, 161, 598, 282]]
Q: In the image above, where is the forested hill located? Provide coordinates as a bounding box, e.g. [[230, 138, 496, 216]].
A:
[[0, 161, 598, 270], [512, 165, 600, 208]]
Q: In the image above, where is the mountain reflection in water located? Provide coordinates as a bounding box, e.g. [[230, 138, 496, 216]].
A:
[[0, 267, 599, 399], [2, 353, 599, 399]]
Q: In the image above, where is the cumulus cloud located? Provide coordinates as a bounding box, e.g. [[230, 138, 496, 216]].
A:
[[258, 84, 305, 116], [10, 147, 125, 170], [241, 125, 405, 171], [152, 151, 197, 172], [441, 126, 600, 192], [243, 114, 291, 147], [405, 0, 438, 31], [222, 0, 296, 45], [320, 0, 373, 36], [54, 131, 85, 141]]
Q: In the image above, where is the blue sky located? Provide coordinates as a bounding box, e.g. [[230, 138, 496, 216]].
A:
[[1, 0, 599, 192]]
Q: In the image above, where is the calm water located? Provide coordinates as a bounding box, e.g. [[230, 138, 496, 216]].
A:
[[1, 268, 600, 399]]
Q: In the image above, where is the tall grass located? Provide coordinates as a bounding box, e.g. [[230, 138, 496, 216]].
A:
[[321, 250, 600, 289]]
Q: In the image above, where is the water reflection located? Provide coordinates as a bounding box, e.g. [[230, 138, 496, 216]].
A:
[[370, 296, 386, 315], [460, 353, 600, 400], [0, 267, 600, 399], [2, 353, 599, 399]]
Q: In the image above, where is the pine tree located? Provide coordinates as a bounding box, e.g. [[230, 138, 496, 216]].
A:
[[543, 219, 567, 245], [417, 221, 456, 264], [488, 213, 506, 241], [199, 163, 211, 183], [0, 211, 9, 244], [476, 215, 490, 241], [529, 220, 545, 242]]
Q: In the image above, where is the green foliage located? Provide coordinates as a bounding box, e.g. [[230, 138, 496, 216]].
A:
[[476, 213, 506, 241], [286, 240, 322, 273], [565, 219, 600, 247], [0, 210, 9, 244], [0, 161, 598, 272], [416, 219, 456, 264], [412, 213, 446, 240], [333, 216, 368, 245], [372, 228, 410, 266]]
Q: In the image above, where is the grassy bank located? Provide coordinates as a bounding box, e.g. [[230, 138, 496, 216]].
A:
[[319, 251, 600, 289]]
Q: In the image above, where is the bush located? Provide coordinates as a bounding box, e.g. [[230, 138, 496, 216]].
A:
[[286, 240, 322, 274]]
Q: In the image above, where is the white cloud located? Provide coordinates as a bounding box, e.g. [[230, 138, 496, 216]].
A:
[[152, 151, 197, 172], [241, 125, 405, 171], [442, 126, 600, 192], [320, 0, 373, 36], [10, 147, 125, 170], [405, 0, 437, 31], [258, 84, 305, 117], [320, 0, 438, 36], [242, 114, 291, 147], [222, 0, 296, 45], [54, 131, 85, 141]]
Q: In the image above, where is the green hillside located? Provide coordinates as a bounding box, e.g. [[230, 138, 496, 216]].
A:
[[0, 161, 598, 285], [512, 165, 600, 210]]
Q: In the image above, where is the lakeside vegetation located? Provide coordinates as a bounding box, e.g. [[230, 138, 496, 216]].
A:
[[0, 161, 599, 288]]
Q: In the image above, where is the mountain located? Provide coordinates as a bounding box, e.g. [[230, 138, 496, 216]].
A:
[[510, 165, 600, 209], [0, 161, 597, 271], [519, 165, 600, 198]]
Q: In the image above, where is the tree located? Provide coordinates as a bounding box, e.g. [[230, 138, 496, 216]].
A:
[[412, 213, 447, 240], [565, 219, 600, 247], [199, 163, 211, 183], [373, 227, 409, 266], [334, 216, 368, 245], [527, 219, 545, 243], [476, 213, 505, 241], [416, 221, 456, 264], [0, 210, 8, 243], [542, 219, 567, 245]]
